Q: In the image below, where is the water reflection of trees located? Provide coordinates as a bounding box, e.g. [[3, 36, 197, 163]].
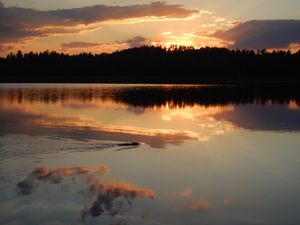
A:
[[112, 85, 300, 108], [1, 85, 299, 108], [0, 88, 112, 104]]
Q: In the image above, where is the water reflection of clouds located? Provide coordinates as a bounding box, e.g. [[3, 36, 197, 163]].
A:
[[61, 98, 129, 110], [16, 165, 155, 225], [83, 182, 155, 221], [0, 105, 198, 148], [17, 165, 109, 195], [1, 85, 300, 153], [161, 105, 234, 121], [16, 165, 238, 224], [1, 85, 300, 225], [180, 188, 193, 198], [2, 94, 279, 150], [161, 102, 300, 133], [160, 105, 237, 140], [215, 104, 300, 131], [192, 198, 212, 211], [164, 188, 232, 213]]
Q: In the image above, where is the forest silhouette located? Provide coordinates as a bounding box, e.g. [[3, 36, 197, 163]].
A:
[[0, 46, 299, 83]]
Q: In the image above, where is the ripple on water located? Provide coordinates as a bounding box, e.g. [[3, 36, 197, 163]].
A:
[[0, 134, 141, 161]]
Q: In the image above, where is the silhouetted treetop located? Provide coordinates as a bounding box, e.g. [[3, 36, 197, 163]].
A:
[[1, 46, 299, 83]]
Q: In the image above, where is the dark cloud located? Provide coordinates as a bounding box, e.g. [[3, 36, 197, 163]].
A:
[[214, 20, 300, 49], [0, 1, 198, 43], [126, 36, 150, 48]]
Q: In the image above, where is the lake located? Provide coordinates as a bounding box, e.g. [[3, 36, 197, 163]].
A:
[[0, 84, 299, 225]]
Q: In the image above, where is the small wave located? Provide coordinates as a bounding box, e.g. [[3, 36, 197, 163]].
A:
[[0, 135, 141, 161]]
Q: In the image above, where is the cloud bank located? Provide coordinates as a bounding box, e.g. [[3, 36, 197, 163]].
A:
[[0, 1, 199, 43], [214, 20, 300, 49], [51, 19, 300, 52], [60, 36, 150, 53]]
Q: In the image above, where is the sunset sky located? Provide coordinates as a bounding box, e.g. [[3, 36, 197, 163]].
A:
[[0, 0, 300, 55]]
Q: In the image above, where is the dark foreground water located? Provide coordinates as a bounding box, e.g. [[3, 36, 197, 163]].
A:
[[0, 84, 299, 225]]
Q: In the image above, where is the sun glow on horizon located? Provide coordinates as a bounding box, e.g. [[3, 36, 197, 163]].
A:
[[153, 31, 232, 49]]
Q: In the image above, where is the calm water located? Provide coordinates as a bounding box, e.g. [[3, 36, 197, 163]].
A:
[[0, 84, 300, 225]]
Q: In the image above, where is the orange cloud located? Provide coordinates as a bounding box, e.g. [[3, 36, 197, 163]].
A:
[[61, 41, 128, 54]]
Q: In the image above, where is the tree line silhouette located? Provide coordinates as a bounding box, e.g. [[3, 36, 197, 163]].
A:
[[0, 46, 299, 83]]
